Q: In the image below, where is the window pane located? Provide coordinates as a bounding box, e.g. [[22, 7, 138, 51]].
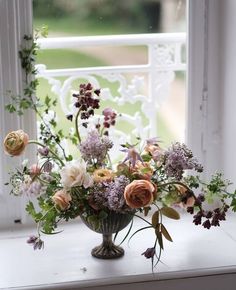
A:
[[33, 0, 186, 36], [33, 0, 186, 146]]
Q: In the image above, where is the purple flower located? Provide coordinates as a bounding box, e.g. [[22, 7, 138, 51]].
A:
[[43, 161, 53, 172], [27, 235, 44, 250], [164, 142, 203, 180], [142, 247, 155, 259], [102, 108, 117, 129], [80, 130, 113, 165], [89, 175, 131, 212], [27, 235, 38, 244], [122, 147, 143, 167], [106, 175, 130, 212], [37, 147, 49, 157]]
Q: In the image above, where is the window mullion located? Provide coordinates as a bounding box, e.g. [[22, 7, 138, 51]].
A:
[[0, 0, 35, 228], [187, 0, 222, 179]]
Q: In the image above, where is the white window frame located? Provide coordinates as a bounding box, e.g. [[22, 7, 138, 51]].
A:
[[0, 0, 35, 228], [187, 0, 222, 180], [0, 0, 225, 228]]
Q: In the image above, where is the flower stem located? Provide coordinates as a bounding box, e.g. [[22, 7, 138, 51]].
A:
[[75, 109, 82, 144], [28, 140, 65, 166], [158, 181, 191, 191]]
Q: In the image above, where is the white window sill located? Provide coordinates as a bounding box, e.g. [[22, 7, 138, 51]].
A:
[[1, 214, 236, 290]]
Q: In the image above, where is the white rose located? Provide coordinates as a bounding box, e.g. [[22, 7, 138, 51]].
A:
[[60, 159, 93, 189]]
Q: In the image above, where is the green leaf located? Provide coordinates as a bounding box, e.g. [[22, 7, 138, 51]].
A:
[[151, 210, 159, 228], [5, 104, 16, 113], [87, 215, 100, 230], [140, 167, 151, 174], [230, 198, 236, 212], [128, 226, 152, 242], [66, 155, 73, 161], [161, 207, 180, 220], [155, 224, 164, 250], [160, 224, 173, 242], [45, 95, 51, 107], [143, 206, 151, 216], [98, 210, 108, 220], [141, 154, 152, 162]]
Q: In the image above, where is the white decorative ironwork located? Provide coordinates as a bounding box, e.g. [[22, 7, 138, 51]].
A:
[[36, 33, 186, 157]]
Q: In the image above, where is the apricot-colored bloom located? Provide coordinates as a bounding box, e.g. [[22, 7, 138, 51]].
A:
[[124, 180, 156, 209], [93, 168, 114, 183], [176, 185, 195, 208], [52, 189, 72, 210], [4, 130, 29, 156], [131, 161, 153, 180], [145, 143, 163, 163]]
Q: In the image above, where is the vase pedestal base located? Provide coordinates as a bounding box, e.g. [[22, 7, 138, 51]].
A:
[[91, 233, 124, 259]]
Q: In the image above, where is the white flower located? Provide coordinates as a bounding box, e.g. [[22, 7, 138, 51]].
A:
[[60, 159, 93, 189]]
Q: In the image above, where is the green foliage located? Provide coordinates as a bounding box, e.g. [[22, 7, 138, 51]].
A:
[[230, 194, 236, 212], [33, 0, 162, 35], [5, 27, 47, 116]]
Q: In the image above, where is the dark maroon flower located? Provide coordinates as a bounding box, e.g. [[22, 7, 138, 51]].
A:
[[193, 211, 203, 225], [86, 83, 93, 90], [142, 247, 155, 259], [205, 211, 213, 219], [66, 114, 73, 121], [187, 206, 194, 214], [94, 89, 101, 96], [211, 217, 220, 226], [88, 109, 94, 116], [202, 219, 211, 229]]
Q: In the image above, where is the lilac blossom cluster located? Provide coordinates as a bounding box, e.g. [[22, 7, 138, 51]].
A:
[[89, 175, 130, 212], [163, 142, 203, 180], [106, 175, 130, 212], [80, 130, 113, 165]]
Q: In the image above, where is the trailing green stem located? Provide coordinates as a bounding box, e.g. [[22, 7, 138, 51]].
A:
[[28, 140, 65, 166], [75, 108, 82, 144]]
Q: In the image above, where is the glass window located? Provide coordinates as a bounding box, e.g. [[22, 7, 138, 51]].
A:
[[33, 0, 187, 146]]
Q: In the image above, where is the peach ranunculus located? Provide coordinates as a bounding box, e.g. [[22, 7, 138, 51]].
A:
[[144, 142, 164, 165], [4, 130, 29, 156], [176, 185, 195, 208], [52, 189, 72, 210], [93, 168, 114, 183], [131, 161, 153, 180], [124, 180, 156, 209]]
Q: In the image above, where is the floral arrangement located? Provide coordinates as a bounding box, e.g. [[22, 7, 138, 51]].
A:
[[4, 81, 236, 268]]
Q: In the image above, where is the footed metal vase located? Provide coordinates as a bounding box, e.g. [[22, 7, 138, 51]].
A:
[[81, 210, 133, 259]]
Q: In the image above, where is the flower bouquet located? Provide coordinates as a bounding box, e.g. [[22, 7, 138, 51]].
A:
[[4, 82, 236, 267]]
